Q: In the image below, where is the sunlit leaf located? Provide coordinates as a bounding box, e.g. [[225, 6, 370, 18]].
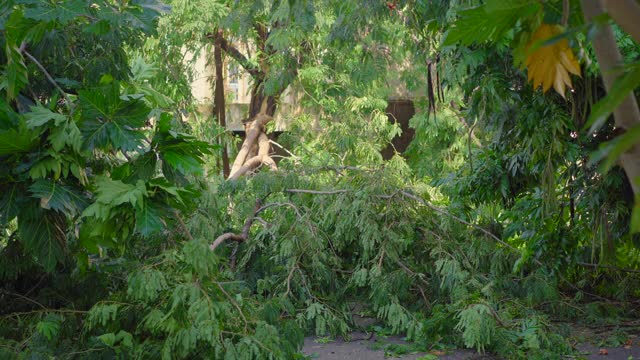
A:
[[443, 1, 541, 46], [91, 176, 147, 208]]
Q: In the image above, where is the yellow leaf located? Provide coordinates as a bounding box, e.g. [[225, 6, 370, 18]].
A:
[[525, 24, 581, 98]]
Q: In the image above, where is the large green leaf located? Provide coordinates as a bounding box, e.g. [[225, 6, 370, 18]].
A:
[[0, 126, 37, 155], [0, 184, 22, 225], [78, 83, 150, 152], [112, 151, 158, 181], [135, 203, 164, 237], [157, 138, 213, 176], [78, 219, 118, 252], [49, 121, 82, 152], [18, 203, 66, 272], [0, 97, 20, 129], [4, 45, 29, 100], [125, 0, 168, 34], [92, 176, 147, 208], [29, 179, 88, 216], [443, 1, 541, 46], [93, 0, 167, 35], [25, 105, 67, 129], [19, 0, 88, 24]]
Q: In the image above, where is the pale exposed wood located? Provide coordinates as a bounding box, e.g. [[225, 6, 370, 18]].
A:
[[228, 132, 277, 180], [228, 114, 273, 178], [582, 0, 640, 195], [209, 232, 245, 251], [210, 199, 262, 251], [603, 0, 640, 44]]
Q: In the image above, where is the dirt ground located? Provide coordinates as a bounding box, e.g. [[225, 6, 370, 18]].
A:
[[301, 332, 640, 360], [302, 334, 483, 360]]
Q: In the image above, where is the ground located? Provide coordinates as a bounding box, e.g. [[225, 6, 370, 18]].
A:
[[302, 332, 640, 360]]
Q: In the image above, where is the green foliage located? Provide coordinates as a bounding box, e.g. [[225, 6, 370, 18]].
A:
[[2, 1, 640, 360], [0, 0, 211, 282], [455, 304, 496, 352], [586, 62, 640, 134], [443, 1, 542, 46]]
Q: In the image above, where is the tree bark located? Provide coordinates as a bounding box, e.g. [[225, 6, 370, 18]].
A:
[[213, 29, 230, 178], [602, 0, 640, 44], [228, 118, 277, 180], [214, 32, 289, 180], [582, 0, 640, 195]]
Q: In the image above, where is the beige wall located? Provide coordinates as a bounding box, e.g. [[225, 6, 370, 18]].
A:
[[188, 45, 302, 132], [187, 47, 418, 131]]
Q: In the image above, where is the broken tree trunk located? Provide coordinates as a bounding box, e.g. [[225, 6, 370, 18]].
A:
[[228, 112, 278, 180]]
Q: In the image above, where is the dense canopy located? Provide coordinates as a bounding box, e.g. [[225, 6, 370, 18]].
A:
[[1, 0, 640, 359]]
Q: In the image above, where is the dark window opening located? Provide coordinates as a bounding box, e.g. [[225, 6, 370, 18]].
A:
[[381, 100, 415, 160]]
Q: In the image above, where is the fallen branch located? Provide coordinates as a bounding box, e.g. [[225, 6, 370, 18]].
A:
[[285, 187, 513, 250], [394, 191, 518, 253], [210, 200, 305, 252], [210, 199, 262, 251]]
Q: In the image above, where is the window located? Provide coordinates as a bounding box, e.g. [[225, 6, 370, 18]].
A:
[[227, 64, 240, 100]]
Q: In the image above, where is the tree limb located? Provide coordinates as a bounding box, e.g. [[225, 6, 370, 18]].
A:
[[228, 114, 273, 178], [213, 35, 262, 79], [228, 132, 277, 180], [209, 199, 263, 251], [22, 48, 74, 113], [286, 189, 349, 195]]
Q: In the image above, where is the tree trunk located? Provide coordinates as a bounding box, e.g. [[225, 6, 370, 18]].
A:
[[582, 0, 640, 195], [226, 85, 284, 179], [213, 29, 230, 178], [213, 29, 297, 180]]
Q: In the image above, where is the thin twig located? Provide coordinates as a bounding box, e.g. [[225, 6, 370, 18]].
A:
[[174, 210, 194, 241], [286, 189, 349, 195], [0, 289, 47, 310], [577, 262, 640, 274], [269, 139, 299, 160], [283, 262, 299, 298], [216, 282, 249, 332], [395, 190, 519, 253], [210, 199, 263, 251], [22, 49, 74, 112]]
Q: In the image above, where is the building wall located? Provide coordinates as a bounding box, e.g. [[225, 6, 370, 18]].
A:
[[187, 48, 421, 146], [187, 44, 301, 132]]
